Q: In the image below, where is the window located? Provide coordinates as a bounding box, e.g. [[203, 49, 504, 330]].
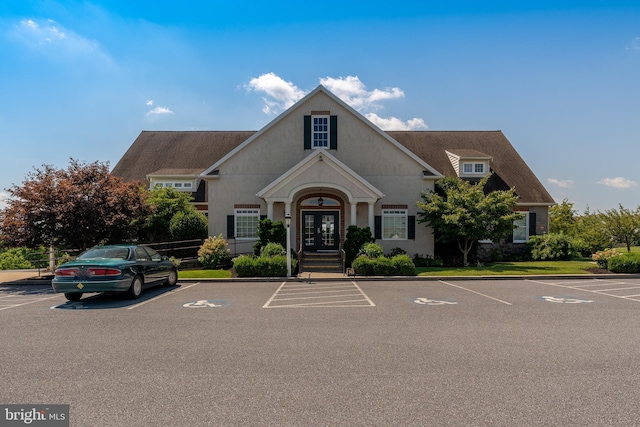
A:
[[462, 163, 485, 174], [235, 209, 260, 239], [513, 213, 529, 243], [312, 116, 329, 148], [382, 209, 407, 239]]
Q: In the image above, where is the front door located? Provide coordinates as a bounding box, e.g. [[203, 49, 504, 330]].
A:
[[303, 211, 339, 251]]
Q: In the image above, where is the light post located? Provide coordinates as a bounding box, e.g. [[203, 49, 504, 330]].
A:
[[285, 212, 292, 278]]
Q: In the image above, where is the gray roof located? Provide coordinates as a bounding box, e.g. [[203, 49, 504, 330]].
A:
[[112, 130, 554, 205]]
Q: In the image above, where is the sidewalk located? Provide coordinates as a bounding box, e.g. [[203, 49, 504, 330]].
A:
[[0, 269, 53, 285]]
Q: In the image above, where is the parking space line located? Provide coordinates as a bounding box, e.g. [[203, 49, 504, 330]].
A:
[[263, 280, 375, 308], [526, 279, 640, 303], [127, 283, 200, 310], [438, 281, 512, 305], [0, 295, 60, 311]]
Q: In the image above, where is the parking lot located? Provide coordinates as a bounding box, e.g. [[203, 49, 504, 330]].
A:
[[2, 277, 640, 426]]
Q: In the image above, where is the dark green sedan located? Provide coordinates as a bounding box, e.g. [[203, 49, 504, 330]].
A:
[[52, 245, 178, 301]]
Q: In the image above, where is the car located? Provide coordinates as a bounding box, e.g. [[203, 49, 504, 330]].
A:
[[52, 245, 178, 301]]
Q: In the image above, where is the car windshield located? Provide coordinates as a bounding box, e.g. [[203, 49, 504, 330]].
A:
[[77, 247, 130, 260]]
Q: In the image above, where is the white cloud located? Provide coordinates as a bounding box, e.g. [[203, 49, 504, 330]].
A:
[[246, 73, 306, 114], [319, 75, 404, 111], [246, 73, 428, 130], [365, 113, 428, 130], [146, 100, 154, 106], [12, 18, 105, 58], [626, 37, 640, 51], [597, 177, 638, 189], [146, 106, 174, 116], [0, 191, 10, 210], [547, 178, 575, 188]]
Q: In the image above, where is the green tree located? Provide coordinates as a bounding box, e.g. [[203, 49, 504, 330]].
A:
[[549, 199, 577, 235], [416, 175, 521, 266], [143, 187, 196, 242], [574, 209, 610, 255], [599, 204, 640, 252], [343, 226, 375, 268], [169, 210, 208, 241], [0, 159, 149, 250], [253, 218, 286, 256]]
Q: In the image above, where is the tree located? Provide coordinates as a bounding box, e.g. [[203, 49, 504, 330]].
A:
[[549, 199, 577, 235], [169, 210, 208, 241], [143, 187, 197, 242], [0, 159, 150, 250], [253, 218, 286, 256], [416, 175, 521, 266], [599, 204, 640, 252]]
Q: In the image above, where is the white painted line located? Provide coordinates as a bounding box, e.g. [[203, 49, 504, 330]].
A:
[[593, 286, 640, 292], [273, 293, 363, 302], [268, 299, 374, 308], [127, 283, 200, 310], [526, 279, 640, 303], [352, 281, 376, 306], [0, 295, 60, 311], [262, 281, 288, 308], [438, 281, 512, 305]]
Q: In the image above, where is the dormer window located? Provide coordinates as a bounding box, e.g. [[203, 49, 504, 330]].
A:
[[304, 114, 338, 150], [312, 116, 329, 148], [462, 162, 485, 175]]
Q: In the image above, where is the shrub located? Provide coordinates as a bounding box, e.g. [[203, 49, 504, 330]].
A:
[[352, 255, 374, 275], [233, 253, 297, 277], [0, 247, 34, 270], [607, 253, 640, 274], [391, 254, 416, 275], [372, 256, 394, 275], [592, 248, 621, 269], [198, 234, 231, 269], [527, 233, 575, 261], [360, 242, 383, 259], [169, 210, 208, 241], [253, 219, 286, 256], [412, 254, 444, 267], [388, 247, 407, 257], [343, 226, 375, 267], [260, 242, 285, 257], [233, 255, 257, 277]]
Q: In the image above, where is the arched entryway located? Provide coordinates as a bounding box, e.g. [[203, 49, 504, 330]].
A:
[[297, 194, 344, 252]]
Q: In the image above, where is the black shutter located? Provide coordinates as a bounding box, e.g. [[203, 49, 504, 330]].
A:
[[528, 212, 537, 237], [260, 215, 267, 220], [330, 115, 338, 149], [408, 216, 416, 240], [304, 115, 311, 149], [374, 216, 382, 240], [227, 215, 235, 239]]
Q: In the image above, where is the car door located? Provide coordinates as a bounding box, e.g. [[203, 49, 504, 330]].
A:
[[141, 247, 169, 284]]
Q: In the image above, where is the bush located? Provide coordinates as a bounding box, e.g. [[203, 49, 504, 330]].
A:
[[0, 247, 34, 270], [391, 254, 416, 275], [527, 234, 575, 261], [412, 254, 444, 267], [198, 234, 231, 269], [352, 255, 374, 275], [253, 219, 286, 256], [260, 242, 285, 257], [343, 226, 375, 267], [352, 254, 416, 276], [388, 247, 407, 257], [607, 253, 640, 274], [592, 248, 621, 269], [169, 210, 208, 241], [233, 253, 297, 277], [360, 242, 383, 259]]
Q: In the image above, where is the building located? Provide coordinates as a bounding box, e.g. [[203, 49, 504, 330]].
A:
[[112, 85, 554, 267]]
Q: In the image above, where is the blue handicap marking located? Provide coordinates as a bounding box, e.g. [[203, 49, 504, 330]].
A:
[[183, 299, 230, 308], [540, 296, 594, 304]]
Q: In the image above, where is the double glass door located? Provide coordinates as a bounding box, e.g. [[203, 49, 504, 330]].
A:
[[303, 211, 339, 251]]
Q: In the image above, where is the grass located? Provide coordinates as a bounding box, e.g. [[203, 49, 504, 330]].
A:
[[178, 269, 232, 279], [417, 260, 598, 276]]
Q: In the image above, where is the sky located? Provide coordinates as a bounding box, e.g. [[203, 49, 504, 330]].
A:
[[1, 0, 639, 213]]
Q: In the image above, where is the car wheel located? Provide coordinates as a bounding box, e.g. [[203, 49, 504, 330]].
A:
[[127, 276, 143, 299], [64, 293, 82, 302], [164, 269, 178, 286]]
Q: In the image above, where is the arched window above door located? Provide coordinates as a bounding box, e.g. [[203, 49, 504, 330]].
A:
[[301, 196, 339, 207]]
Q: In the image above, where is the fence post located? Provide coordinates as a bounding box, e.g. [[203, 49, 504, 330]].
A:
[[49, 245, 55, 272]]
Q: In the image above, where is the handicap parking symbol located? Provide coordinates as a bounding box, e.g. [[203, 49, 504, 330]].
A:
[[182, 299, 228, 308]]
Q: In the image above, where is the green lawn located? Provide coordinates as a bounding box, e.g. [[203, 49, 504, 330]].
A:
[[417, 260, 598, 276], [178, 269, 232, 279]]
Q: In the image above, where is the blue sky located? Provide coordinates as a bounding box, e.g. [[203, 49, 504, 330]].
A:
[[1, 0, 639, 213]]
